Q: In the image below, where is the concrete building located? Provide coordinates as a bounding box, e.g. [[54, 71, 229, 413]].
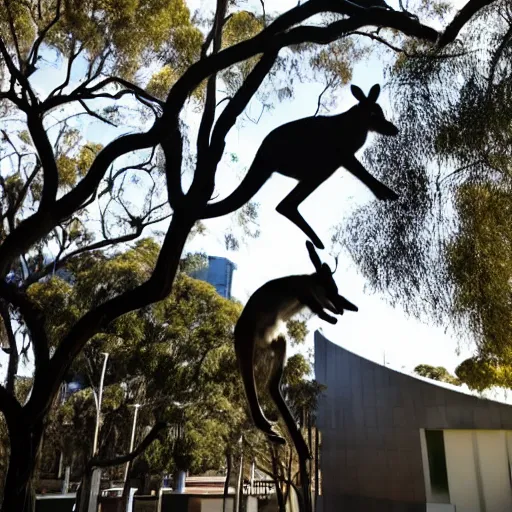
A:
[[314, 330, 512, 512], [190, 256, 236, 299]]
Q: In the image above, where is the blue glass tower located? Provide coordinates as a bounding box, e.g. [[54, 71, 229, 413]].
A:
[[191, 256, 236, 299]]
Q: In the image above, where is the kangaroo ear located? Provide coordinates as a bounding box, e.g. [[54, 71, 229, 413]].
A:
[[367, 84, 381, 102], [321, 263, 332, 276], [351, 85, 366, 103], [306, 241, 323, 272]]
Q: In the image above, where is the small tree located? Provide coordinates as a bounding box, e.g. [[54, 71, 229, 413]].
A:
[[414, 364, 461, 386]]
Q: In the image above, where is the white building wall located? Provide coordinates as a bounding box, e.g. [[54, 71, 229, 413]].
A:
[[443, 431, 481, 512], [476, 431, 512, 512], [431, 430, 512, 512]]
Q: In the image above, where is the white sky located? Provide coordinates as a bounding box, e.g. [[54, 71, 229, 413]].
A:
[[5, 0, 502, 401]]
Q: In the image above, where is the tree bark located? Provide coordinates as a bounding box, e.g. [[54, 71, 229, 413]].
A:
[[0, 300, 18, 395], [270, 446, 286, 512], [2, 416, 44, 512]]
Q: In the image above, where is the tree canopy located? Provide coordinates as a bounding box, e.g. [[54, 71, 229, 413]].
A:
[[32, 238, 319, 498], [339, 0, 512, 390], [414, 364, 461, 386], [33, 238, 242, 479]]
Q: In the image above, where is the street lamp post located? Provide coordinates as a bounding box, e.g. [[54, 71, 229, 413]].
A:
[[124, 403, 141, 483], [92, 352, 109, 456]]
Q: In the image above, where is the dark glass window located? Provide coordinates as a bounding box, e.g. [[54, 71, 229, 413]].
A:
[[425, 429, 450, 499]]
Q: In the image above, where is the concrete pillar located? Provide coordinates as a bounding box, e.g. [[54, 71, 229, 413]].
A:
[[87, 468, 101, 512], [62, 466, 70, 494]]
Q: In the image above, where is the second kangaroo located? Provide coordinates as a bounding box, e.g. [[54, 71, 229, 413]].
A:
[[203, 83, 399, 249]]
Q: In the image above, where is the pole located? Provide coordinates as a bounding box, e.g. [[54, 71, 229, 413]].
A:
[[234, 436, 243, 512], [92, 352, 109, 456], [124, 404, 141, 483], [250, 461, 255, 495]]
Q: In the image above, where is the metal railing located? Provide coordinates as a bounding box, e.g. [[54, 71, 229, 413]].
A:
[[243, 480, 275, 495]]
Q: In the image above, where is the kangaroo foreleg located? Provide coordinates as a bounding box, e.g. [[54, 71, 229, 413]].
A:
[[235, 337, 286, 444], [343, 155, 399, 200], [268, 336, 312, 461], [315, 308, 338, 324], [301, 296, 338, 324], [276, 178, 327, 250]]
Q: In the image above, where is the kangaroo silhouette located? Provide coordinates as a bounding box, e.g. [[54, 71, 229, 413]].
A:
[[202, 83, 399, 249], [234, 241, 358, 458]]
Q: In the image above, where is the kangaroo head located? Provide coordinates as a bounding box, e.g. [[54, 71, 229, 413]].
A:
[[306, 242, 358, 315], [351, 83, 399, 137]]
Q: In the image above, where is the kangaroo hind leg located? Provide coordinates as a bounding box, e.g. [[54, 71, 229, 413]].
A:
[[235, 337, 286, 444], [268, 336, 311, 460], [276, 177, 327, 250]]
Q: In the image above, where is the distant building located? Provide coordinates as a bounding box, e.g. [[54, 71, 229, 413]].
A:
[[190, 256, 236, 299]]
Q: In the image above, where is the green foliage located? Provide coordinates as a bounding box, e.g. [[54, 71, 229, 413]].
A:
[[27, 277, 80, 345], [414, 364, 460, 386], [286, 319, 309, 346], [339, 0, 512, 390], [52, 0, 197, 79], [178, 252, 209, 274], [38, 239, 249, 478], [446, 183, 512, 359], [310, 39, 363, 88], [455, 356, 512, 392]]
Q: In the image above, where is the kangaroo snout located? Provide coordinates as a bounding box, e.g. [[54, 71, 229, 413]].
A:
[[334, 294, 359, 314], [380, 121, 399, 136]]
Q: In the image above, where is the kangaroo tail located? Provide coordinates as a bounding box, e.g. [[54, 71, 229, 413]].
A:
[[202, 151, 271, 219]]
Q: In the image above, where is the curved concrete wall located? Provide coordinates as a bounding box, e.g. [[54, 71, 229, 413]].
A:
[[314, 331, 512, 512]]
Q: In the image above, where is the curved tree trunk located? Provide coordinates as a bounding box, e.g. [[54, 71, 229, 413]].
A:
[[2, 416, 44, 512]]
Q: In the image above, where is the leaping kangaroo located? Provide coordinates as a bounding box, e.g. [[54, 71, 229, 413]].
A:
[[234, 241, 358, 459], [202, 83, 399, 249]]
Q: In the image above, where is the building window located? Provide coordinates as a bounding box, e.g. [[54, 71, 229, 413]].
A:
[[425, 429, 450, 502]]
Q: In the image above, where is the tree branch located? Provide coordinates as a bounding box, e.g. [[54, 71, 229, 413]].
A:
[[26, 209, 195, 418], [0, 382, 22, 419], [0, 37, 34, 108], [197, 0, 229, 160], [24, 230, 146, 286], [437, 0, 498, 47], [314, 79, 335, 116], [43, 77, 164, 113], [0, 282, 50, 376], [86, 422, 167, 471], [48, 39, 83, 99], [0, 300, 18, 395], [351, 30, 408, 53], [27, 0, 62, 70], [0, 128, 157, 276], [3, 0, 23, 72], [206, 51, 278, 179], [26, 112, 59, 209], [78, 99, 117, 127]]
